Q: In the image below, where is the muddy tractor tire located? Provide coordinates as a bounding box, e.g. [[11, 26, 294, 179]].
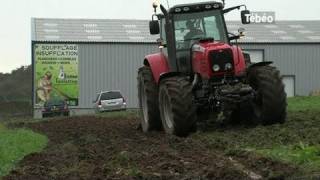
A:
[[138, 66, 162, 132], [159, 76, 197, 137], [248, 65, 287, 125]]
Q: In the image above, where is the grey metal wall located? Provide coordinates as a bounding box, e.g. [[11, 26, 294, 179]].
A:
[[78, 43, 320, 108], [78, 43, 158, 109], [34, 42, 320, 112], [241, 43, 320, 96]]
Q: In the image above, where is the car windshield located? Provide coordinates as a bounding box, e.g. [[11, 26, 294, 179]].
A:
[[45, 99, 65, 106], [101, 91, 123, 100], [174, 10, 227, 50]]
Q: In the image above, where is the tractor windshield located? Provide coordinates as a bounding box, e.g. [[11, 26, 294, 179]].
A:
[[174, 10, 227, 50]]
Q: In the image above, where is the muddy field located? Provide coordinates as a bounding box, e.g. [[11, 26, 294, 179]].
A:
[[3, 113, 304, 180]]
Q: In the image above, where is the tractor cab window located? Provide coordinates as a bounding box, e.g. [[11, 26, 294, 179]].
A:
[[174, 10, 227, 50], [203, 16, 222, 40]]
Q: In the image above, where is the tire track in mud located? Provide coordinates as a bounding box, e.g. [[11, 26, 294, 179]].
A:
[[4, 116, 292, 179]]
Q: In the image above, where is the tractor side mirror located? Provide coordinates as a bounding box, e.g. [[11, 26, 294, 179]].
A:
[[238, 27, 245, 36], [149, 20, 160, 35], [241, 10, 251, 24]]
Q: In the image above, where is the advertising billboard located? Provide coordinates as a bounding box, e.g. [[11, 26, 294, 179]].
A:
[[34, 44, 79, 106]]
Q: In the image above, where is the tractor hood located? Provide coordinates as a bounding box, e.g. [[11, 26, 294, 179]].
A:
[[191, 41, 246, 79], [194, 41, 231, 52]]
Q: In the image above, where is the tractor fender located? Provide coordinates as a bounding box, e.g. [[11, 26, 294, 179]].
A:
[[159, 72, 183, 83], [249, 61, 273, 69], [144, 53, 170, 84]]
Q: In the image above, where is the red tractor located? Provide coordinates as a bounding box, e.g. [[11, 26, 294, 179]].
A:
[[138, 1, 286, 136]]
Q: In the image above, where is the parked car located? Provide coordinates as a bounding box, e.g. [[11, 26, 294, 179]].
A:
[[42, 99, 69, 118], [93, 90, 127, 112]]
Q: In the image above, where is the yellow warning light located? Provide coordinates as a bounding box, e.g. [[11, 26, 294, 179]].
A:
[[152, 0, 160, 8]]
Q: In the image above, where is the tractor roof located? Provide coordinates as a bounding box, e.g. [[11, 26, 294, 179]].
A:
[[169, 1, 224, 14]]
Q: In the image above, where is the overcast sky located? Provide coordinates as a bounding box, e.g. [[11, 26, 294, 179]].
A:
[[0, 0, 319, 73]]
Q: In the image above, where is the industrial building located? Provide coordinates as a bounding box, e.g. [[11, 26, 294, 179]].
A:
[[31, 18, 320, 118]]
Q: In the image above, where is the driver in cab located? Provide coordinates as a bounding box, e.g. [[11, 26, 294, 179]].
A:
[[184, 19, 204, 40]]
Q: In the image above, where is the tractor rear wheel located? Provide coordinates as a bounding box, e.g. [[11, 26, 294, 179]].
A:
[[159, 76, 197, 137], [138, 66, 162, 132], [248, 65, 287, 125]]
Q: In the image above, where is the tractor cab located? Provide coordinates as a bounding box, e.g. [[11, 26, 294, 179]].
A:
[[150, 1, 250, 75]]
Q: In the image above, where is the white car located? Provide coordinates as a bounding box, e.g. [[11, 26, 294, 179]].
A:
[[93, 90, 127, 112]]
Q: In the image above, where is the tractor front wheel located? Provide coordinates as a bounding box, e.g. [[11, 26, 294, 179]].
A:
[[159, 76, 197, 137], [248, 65, 287, 125]]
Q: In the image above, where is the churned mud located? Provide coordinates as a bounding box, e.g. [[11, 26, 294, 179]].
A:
[[4, 115, 298, 179]]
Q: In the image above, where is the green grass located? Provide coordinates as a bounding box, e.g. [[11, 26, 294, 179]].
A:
[[1, 116, 41, 124], [0, 123, 48, 177], [257, 105, 320, 173], [194, 96, 320, 175], [257, 144, 320, 173], [95, 109, 140, 119], [287, 96, 320, 111]]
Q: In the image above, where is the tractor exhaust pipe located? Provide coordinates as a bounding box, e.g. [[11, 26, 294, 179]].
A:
[[160, 4, 168, 16]]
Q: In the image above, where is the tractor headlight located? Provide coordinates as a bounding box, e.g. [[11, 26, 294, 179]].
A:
[[225, 63, 232, 70], [213, 64, 220, 72]]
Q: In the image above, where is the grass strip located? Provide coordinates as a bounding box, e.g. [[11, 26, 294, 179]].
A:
[[0, 123, 48, 177]]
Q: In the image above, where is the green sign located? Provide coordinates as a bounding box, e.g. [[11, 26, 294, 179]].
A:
[[35, 44, 79, 106]]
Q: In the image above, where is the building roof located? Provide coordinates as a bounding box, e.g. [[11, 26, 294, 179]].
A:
[[31, 18, 320, 43]]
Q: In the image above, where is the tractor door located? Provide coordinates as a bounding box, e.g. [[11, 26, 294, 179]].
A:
[[174, 18, 202, 74], [160, 18, 190, 74], [160, 16, 195, 75]]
